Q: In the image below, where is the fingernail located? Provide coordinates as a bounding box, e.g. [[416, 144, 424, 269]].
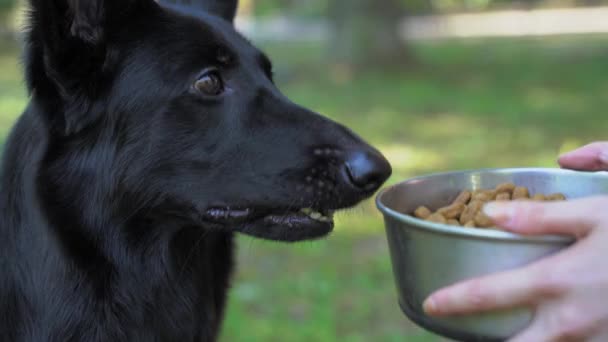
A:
[[423, 297, 438, 315], [600, 151, 608, 165], [483, 203, 515, 223]]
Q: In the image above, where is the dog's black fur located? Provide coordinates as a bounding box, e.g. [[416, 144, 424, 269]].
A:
[[0, 0, 391, 341]]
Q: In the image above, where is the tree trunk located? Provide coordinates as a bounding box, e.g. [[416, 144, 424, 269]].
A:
[[328, 0, 411, 71], [0, 0, 16, 31]]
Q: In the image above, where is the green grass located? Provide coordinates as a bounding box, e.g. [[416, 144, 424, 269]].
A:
[[0, 39, 25, 142], [1, 34, 607, 341]]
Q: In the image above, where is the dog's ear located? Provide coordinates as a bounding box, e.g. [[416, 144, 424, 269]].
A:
[[26, 0, 152, 135], [161, 0, 238, 23]]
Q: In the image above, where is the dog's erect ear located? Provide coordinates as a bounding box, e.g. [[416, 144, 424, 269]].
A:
[[26, 0, 151, 135], [161, 0, 238, 23]]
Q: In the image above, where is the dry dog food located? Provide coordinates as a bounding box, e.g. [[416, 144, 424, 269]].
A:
[[412, 183, 566, 229]]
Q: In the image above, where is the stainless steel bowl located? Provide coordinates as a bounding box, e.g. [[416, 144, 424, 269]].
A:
[[376, 168, 608, 342]]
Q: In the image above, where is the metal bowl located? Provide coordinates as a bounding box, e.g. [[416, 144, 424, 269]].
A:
[[376, 168, 608, 342]]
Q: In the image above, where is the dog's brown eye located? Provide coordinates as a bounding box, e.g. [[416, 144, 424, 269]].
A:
[[195, 71, 224, 96]]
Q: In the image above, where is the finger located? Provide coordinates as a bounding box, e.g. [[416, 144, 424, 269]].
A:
[[482, 198, 605, 237], [558, 142, 608, 171], [508, 303, 561, 342], [423, 261, 551, 317], [509, 301, 594, 342], [424, 236, 597, 318], [508, 321, 548, 342], [510, 319, 592, 342]]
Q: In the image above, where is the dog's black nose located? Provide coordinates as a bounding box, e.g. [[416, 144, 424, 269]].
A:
[[344, 150, 392, 192]]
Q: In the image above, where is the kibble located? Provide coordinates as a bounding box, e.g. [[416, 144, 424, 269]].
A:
[[447, 219, 460, 226], [453, 190, 472, 204], [464, 220, 476, 228], [474, 211, 494, 228], [459, 200, 483, 225], [547, 193, 567, 201], [512, 186, 530, 200], [411, 183, 566, 229], [437, 203, 466, 220], [495, 182, 516, 194], [496, 192, 511, 201], [426, 213, 447, 224], [532, 194, 546, 201], [414, 206, 432, 219]]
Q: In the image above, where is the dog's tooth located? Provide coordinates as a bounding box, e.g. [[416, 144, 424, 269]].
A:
[[309, 212, 322, 220]]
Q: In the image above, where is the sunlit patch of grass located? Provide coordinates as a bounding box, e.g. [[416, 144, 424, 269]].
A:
[[0, 96, 24, 135], [0, 40, 26, 143], [379, 143, 445, 179]]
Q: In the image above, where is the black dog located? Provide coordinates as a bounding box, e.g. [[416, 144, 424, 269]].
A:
[[0, 0, 391, 341]]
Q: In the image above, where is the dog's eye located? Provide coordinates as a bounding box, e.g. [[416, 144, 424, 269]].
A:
[[194, 70, 224, 96]]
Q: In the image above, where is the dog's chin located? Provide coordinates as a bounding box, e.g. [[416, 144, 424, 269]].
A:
[[202, 207, 335, 242], [237, 213, 335, 242]]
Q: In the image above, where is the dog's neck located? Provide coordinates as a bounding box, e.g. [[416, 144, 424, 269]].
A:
[[0, 107, 235, 341]]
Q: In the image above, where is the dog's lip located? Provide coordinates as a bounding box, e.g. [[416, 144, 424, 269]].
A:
[[202, 206, 336, 241], [204, 207, 256, 223], [202, 206, 335, 225]]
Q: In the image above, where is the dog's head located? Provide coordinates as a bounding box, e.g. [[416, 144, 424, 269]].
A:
[[27, 0, 391, 242]]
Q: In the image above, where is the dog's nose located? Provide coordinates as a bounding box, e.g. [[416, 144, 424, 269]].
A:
[[344, 150, 392, 192]]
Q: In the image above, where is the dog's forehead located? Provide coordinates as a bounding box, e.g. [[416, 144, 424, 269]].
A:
[[203, 18, 259, 61], [162, 6, 259, 63]]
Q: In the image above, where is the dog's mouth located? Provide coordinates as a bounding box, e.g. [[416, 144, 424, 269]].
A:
[[202, 206, 336, 242]]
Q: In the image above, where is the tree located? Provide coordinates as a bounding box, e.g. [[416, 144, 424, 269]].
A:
[[0, 0, 16, 30], [0, 0, 15, 12], [328, 0, 412, 71]]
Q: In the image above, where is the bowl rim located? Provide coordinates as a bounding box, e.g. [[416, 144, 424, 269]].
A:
[[376, 167, 608, 244]]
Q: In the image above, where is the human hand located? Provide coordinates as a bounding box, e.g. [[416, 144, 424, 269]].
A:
[[422, 142, 608, 341], [423, 197, 608, 341]]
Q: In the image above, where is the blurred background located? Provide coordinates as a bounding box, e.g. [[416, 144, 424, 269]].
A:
[[1, 0, 608, 341]]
